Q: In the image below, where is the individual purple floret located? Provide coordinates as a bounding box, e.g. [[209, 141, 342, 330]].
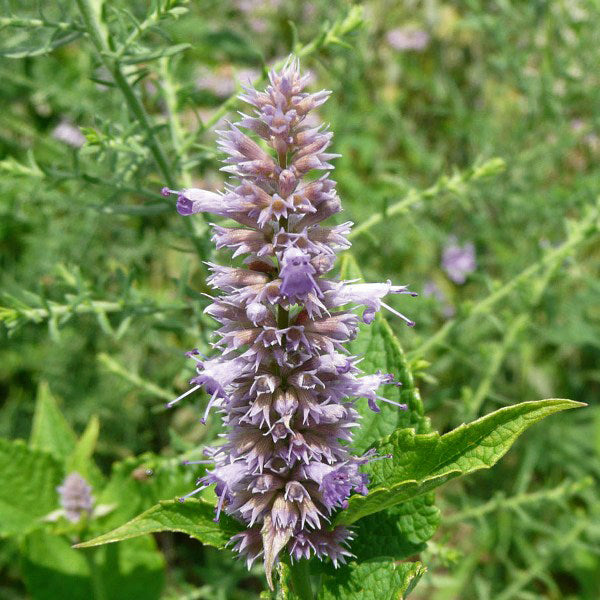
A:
[[164, 58, 415, 588], [57, 472, 94, 523], [442, 236, 476, 284]]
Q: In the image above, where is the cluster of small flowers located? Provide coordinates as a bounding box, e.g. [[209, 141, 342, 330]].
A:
[[163, 58, 415, 586]]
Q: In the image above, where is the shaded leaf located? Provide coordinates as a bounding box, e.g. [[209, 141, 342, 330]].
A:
[[318, 559, 425, 600], [351, 494, 440, 562], [335, 399, 582, 525], [75, 499, 242, 549], [22, 530, 164, 600]]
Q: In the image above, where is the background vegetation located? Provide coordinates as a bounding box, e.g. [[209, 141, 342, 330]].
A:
[[1, 1, 599, 598]]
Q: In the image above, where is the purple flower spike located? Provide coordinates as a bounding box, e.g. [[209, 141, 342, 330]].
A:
[[166, 57, 416, 588]]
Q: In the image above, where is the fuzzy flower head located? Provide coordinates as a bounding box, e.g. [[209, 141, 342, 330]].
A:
[[164, 57, 416, 588], [57, 472, 94, 523], [442, 237, 476, 284]]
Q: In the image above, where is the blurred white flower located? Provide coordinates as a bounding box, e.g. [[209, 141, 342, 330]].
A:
[[52, 121, 86, 148], [387, 27, 430, 52], [442, 237, 476, 284]]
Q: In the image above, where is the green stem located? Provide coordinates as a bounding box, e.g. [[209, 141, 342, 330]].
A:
[[444, 477, 592, 525], [75, 0, 210, 265], [75, 0, 174, 187], [83, 547, 108, 600], [288, 559, 314, 600], [348, 157, 504, 240]]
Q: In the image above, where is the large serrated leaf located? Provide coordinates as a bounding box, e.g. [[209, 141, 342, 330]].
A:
[[29, 382, 77, 459], [75, 499, 243, 549], [318, 559, 425, 600], [0, 438, 63, 537], [338, 254, 429, 454], [335, 399, 582, 525]]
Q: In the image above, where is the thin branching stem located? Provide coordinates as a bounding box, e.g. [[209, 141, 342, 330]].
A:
[[445, 478, 593, 525], [409, 200, 599, 359]]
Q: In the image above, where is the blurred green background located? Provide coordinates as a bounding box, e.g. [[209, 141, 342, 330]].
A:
[[1, 1, 599, 598]]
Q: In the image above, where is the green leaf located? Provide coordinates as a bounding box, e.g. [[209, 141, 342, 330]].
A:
[[75, 499, 243, 549], [338, 254, 429, 454], [0, 439, 63, 537], [351, 495, 440, 562], [317, 559, 425, 600], [335, 399, 583, 525], [29, 381, 77, 459], [22, 530, 164, 600]]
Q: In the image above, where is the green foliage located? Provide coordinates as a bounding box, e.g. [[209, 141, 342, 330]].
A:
[[1, 0, 599, 598], [0, 439, 63, 537], [30, 382, 77, 459], [351, 495, 440, 562], [336, 399, 582, 525], [318, 560, 425, 600], [21, 532, 164, 600]]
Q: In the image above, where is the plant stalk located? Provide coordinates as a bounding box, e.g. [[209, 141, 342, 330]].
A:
[[288, 559, 314, 600]]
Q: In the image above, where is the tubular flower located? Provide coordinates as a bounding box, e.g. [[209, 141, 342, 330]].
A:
[[164, 58, 415, 587]]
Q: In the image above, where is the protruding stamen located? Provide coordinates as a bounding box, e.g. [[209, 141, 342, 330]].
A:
[[200, 389, 219, 424], [380, 301, 415, 327], [181, 459, 213, 466], [167, 384, 201, 408], [214, 489, 227, 522], [178, 485, 206, 502], [376, 394, 407, 410]]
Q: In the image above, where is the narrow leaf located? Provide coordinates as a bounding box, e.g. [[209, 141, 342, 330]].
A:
[[335, 399, 583, 525], [29, 382, 76, 460], [121, 43, 191, 65], [75, 499, 243, 549], [66, 415, 103, 485]]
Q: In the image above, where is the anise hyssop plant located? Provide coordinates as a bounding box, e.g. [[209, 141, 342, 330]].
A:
[[162, 58, 416, 585]]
